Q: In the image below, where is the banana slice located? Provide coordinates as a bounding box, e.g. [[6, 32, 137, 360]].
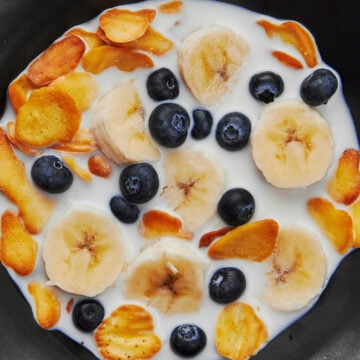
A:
[[178, 26, 249, 106], [42, 207, 128, 297], [91, 79, 161, 165], [261, 226, 327, 312], [251, 100, 334, 188], [163, 148, 226, 231], [124, 239, 207, 314]]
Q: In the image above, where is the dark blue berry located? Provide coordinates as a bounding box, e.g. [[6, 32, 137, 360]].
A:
[[191, 109, 213, 140], [215, 112, 251, 151], [119, 163, 159, 204], [146, 68, 179, 101], [300, 68, 338, 106], [249, 71, 284, 103], [170, 324, 206, 357], [209, 267, 246, 304], [31, 155, 73, 194], [72, 299, 104, 332], [149, 103, 190, 148], [218, 188, 255, 226], [110, 195, 139, 224]]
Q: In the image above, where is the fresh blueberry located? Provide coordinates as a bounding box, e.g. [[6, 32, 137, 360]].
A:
[[300, 68, 338, 106], [146, 68, 179, 101], [249, 71, 284, 103], [72, 299, 104, 332], [119, 163, 159, 204], [191, 108, 213, 140], [110, 195, 139, 224], [170, 324, 206, 357], [209, 267, 246, 304], [31, 155, 73, 194], [218, 188, 255, 226], [215, 112, 251, 151], [149, 103, 190, 148]]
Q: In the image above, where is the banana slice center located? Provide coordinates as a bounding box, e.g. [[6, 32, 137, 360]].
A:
[[176, 178, 196, 197], [273, 252, 301, 283], [65, 226, 107, 268], [77, 231, 97, 253], [203, 48, 230, 82], [285, 126, 311, 149]]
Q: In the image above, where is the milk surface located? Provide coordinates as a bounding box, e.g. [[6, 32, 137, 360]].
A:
[[0, 1, 358, 359]]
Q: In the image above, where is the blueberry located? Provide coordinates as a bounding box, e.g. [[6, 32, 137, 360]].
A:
[[31, 155, 73, 194], [215, 112, 251, 151], [191, 108, 213, 140], [120, 163, 159, 204], [218, 188, 255, 226], [249, 71, 284, 103], [300, 68, 338, 106], [72, 299, 104, 332], [110, 195, 139, 224], [209, 267, 246, 304], [170, 324, 206, 357], [149, 103, 190, 148], [146, 68, 179, 101]]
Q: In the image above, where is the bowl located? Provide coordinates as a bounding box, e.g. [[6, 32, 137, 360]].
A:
[[0, 1, 358, 359]]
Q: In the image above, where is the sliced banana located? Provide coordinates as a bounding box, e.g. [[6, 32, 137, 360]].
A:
[[163, 148, 226, 231], [91, 79, 161, 165], [178, 26, 249, 106], [251, 100, 334, 188], [124, 239, 207, 314], [261, 225, 327, 312], [42, 207, 128, 297]]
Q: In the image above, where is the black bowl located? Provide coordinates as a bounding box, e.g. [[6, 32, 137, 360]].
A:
[[0, 1, 359, 359]]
